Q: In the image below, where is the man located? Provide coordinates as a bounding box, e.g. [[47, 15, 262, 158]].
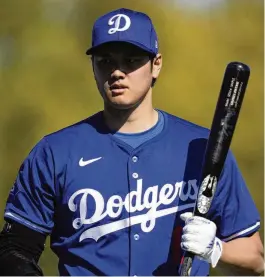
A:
[[0, 7, 263, 276]]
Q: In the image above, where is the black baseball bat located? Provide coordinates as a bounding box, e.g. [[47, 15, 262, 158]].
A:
[[179, 61, 250, 276]]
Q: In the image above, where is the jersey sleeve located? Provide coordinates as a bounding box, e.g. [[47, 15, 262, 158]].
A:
[[208, 150, 260, 242], [4, 138, 55, 235]]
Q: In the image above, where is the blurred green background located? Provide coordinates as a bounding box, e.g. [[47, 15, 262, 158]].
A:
[[0, 0, 263, 275]]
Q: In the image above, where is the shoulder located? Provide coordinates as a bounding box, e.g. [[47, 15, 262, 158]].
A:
[[43, 111, 104, 147], [18, 112, 106, 174], [26, 111, 106, 170], [29, 111, 106, 164], [161, 110, 210, 139]]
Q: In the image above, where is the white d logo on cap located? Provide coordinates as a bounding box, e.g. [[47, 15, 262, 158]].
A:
[[108, 14, 131, 34]]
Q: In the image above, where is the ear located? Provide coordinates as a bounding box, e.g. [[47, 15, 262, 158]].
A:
[[152, 53, 162, 79]]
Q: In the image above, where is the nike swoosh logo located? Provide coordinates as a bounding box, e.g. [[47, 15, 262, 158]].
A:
[[79, 157, 102, 167]]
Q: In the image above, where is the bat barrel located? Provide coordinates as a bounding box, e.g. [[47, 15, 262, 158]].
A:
[[179, 62, 250, 276], [219, 62, 250, 110], [194, 61, 250, 217], [205, 62, 250, 169]]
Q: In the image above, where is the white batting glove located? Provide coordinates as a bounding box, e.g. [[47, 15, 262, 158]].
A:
[[180, 212, 223, 268]]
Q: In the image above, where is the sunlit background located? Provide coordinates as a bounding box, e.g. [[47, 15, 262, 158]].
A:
[[0, 0, 263, 275]]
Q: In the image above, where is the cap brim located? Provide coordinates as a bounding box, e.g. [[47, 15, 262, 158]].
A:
[[86, 40, 156, 56]]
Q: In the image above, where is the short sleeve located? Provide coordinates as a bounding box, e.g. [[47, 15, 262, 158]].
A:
[[208, 151, 260, 242], [4, 138, 55, 234]]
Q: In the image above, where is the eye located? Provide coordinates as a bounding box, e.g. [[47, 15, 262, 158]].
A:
[[99, 58, 112, 64], [126, 58, 141, 63], [94, 56, 114, 66]]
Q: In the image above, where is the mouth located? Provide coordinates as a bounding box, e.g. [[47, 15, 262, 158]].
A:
[[109, 84, 128, 94]]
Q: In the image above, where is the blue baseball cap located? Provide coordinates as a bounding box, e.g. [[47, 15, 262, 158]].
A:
[[86, 8, 159, 56]]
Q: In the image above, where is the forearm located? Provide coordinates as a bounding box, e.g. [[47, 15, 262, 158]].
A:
[[217, 236, 264, 276], [0, 220, 45, 275], [0, 247, 44, 276]]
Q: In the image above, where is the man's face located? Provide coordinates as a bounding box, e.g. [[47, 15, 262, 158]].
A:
[[92, 42, 161, 109]]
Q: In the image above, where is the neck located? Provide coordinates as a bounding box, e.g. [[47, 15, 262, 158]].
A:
[[103, 90, 158, 133]]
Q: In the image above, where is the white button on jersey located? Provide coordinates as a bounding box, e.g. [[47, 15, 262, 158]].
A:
[[134, 234, 140, 240], [132, 156, 138, 162], [132, 173, 138, 179]]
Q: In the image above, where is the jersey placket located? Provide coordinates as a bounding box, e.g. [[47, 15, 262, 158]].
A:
[[127, 152, 142, 277]]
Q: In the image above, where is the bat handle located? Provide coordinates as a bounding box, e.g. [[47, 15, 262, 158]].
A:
[[179, 207, 205, 276], [179, 252, 195, 276]]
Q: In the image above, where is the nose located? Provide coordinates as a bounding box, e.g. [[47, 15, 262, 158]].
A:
[[111, 68, 126, 80]]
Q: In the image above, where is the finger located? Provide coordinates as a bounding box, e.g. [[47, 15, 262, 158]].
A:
[[186, 216, 213, 226], [180, 212, 193, 222], [183, 222, 216, 236], [180, 241, 204, 256], [182, 224, 200, 235], [182, 216, 216, 230], [181, 234, 203, 244]]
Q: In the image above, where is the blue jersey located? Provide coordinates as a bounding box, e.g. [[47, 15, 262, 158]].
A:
[[4, 111, 260, 276]]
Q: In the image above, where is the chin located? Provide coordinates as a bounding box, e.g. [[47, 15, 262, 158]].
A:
[[106, 97, 140, 110], [108, 101, 137, 110], [104, 93, 137, 109]]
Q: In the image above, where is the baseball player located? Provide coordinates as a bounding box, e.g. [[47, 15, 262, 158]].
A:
[[0, 8, 263, 276]]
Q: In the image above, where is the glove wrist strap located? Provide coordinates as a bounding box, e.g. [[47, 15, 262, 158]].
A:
[[209, 237, 223, 268]]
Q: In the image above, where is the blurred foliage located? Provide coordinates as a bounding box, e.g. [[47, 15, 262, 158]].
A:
[[0, 0, 263, 275]]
